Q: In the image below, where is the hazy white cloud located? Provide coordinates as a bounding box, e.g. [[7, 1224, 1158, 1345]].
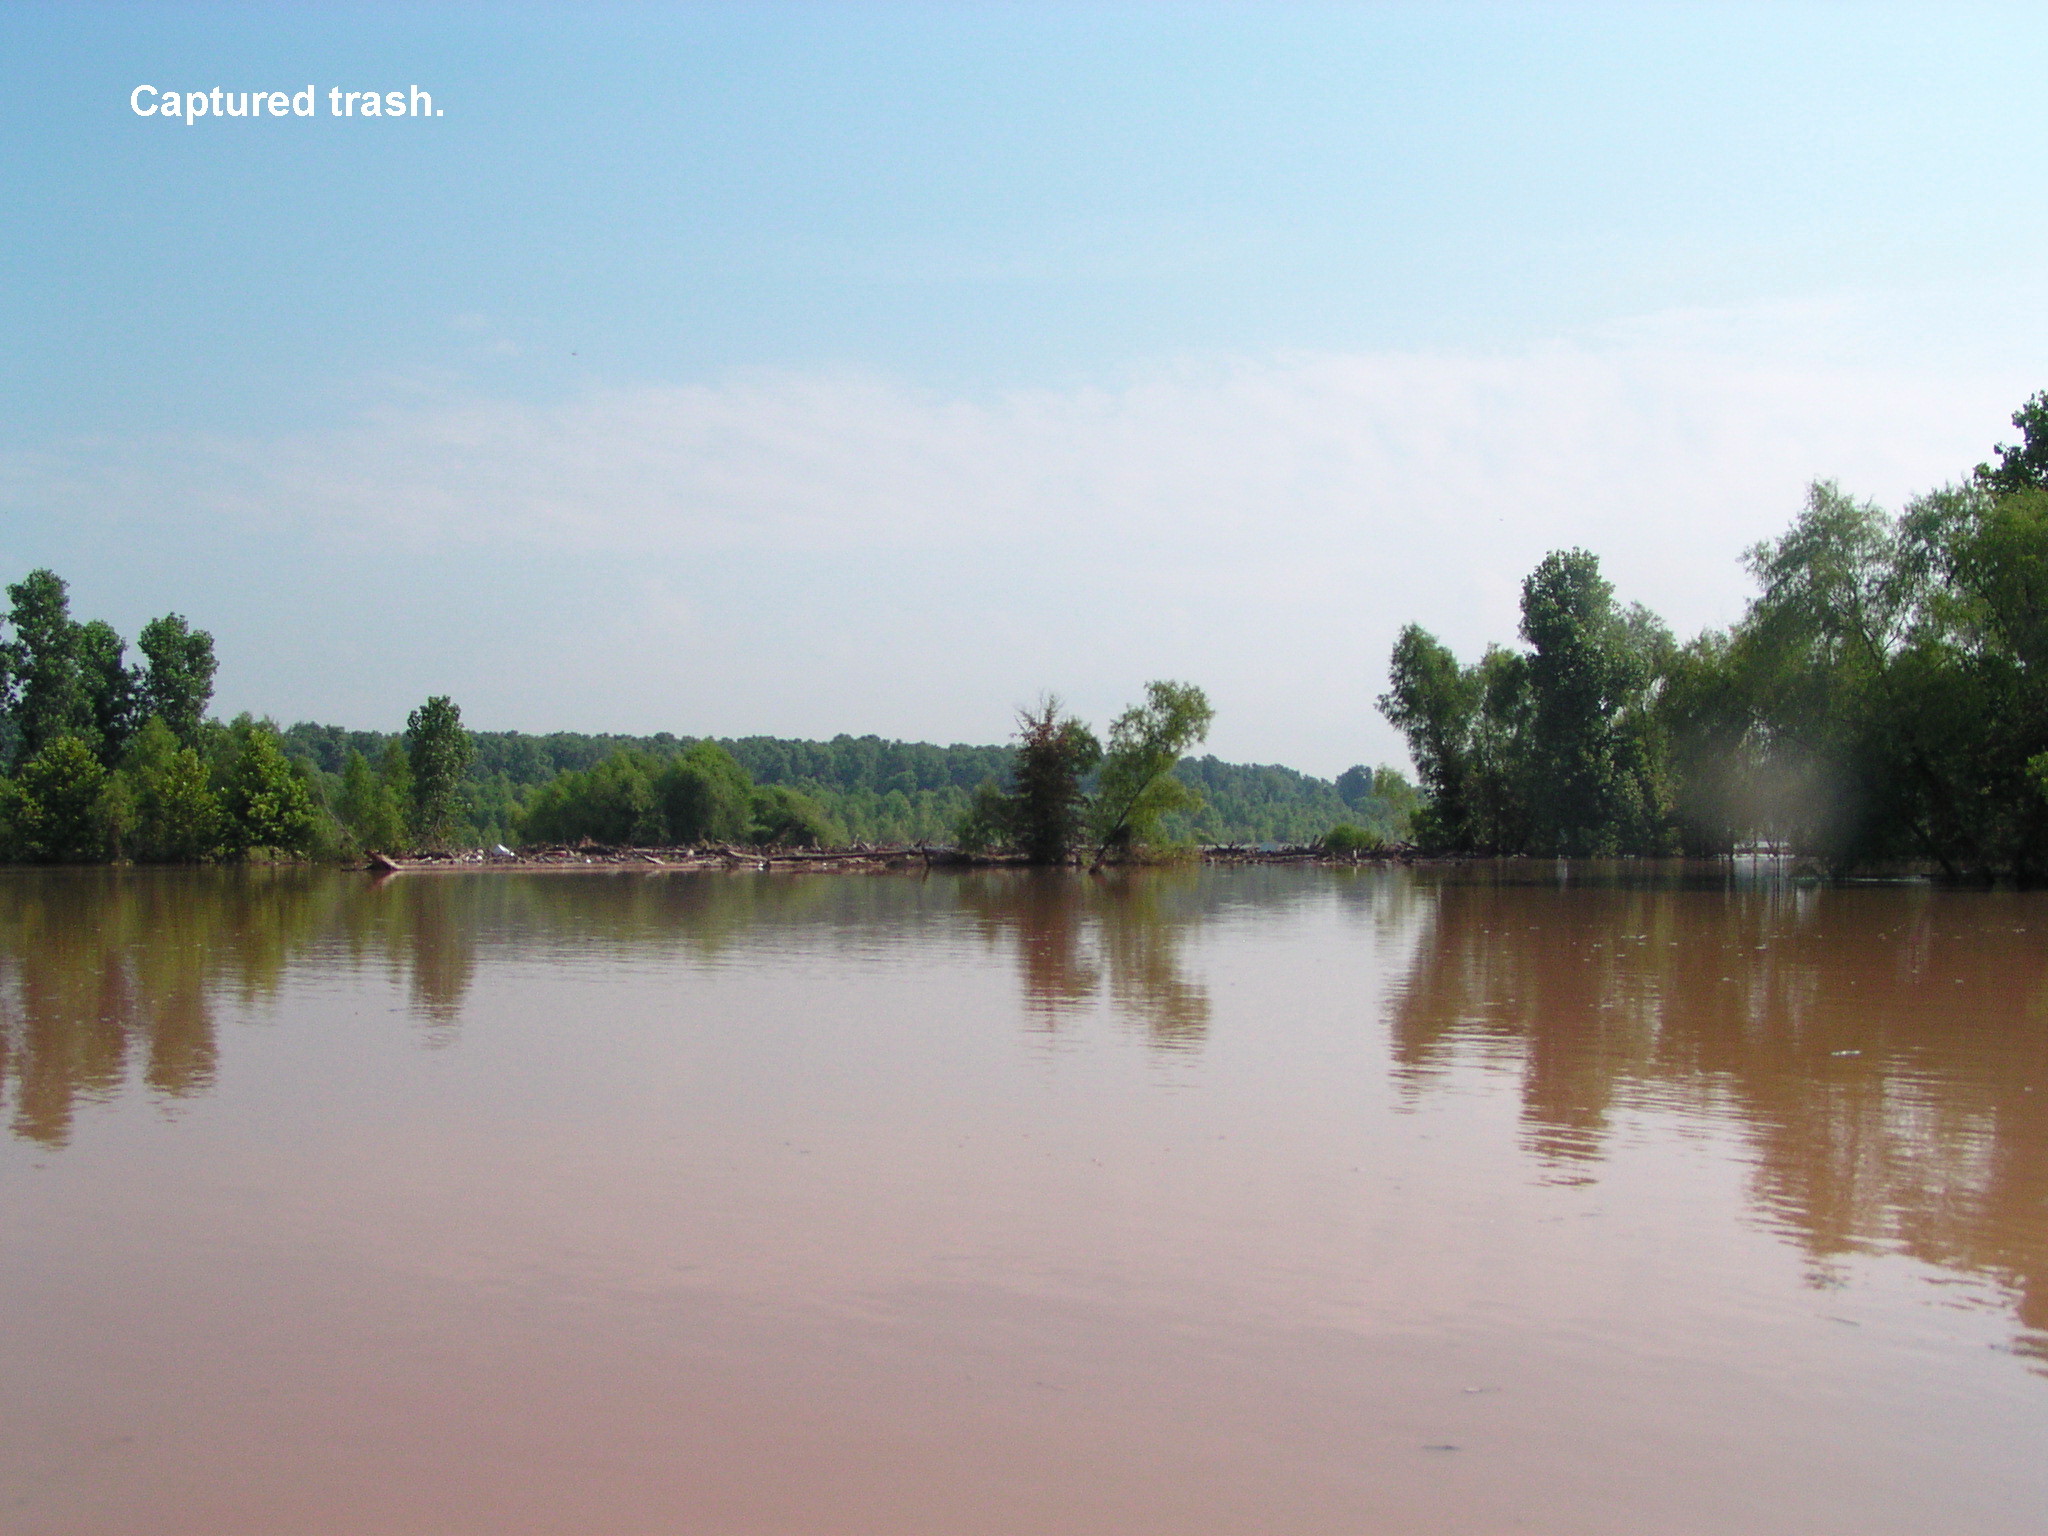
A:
[[0, 312, 2028, 774]]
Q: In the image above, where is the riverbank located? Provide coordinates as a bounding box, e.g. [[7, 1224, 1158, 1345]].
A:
[[362, 842, 1425, 874]]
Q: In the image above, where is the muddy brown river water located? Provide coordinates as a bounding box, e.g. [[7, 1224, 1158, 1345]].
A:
[[2, 863, 2044, 1534]]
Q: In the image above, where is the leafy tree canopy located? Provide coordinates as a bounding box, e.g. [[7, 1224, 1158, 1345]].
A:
[[1089, 681, 1215, 857], [404, 696, 475, 848]]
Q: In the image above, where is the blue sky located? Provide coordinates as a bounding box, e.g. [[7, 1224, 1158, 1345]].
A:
[[5, 3, 2048, 773]]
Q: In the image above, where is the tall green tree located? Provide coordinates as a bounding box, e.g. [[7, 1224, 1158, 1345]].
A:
[[1089, 681, 1214, 857], [1656, 630, 1756, 855], [1381, 554, 1671, 854], [1465, 644, 1536, 852], [1891, 480, 2048, 877], [957, 697, 1102, 862], [404, 696, 474, 848], [1518, 549, 1671, 854], [3, 570, 87, 769], [1735, 481, 1940, 866], [1008, 697, 1101, 863], [1378, 625, 1483, 849], [136, 614, 217, 748], [76, 619, 139, 766]]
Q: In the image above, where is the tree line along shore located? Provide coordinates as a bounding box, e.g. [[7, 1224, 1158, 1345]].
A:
[[0, 590, 1417, 865], [8, 390, 2048, 877], [1379, 391, 2048, 883]]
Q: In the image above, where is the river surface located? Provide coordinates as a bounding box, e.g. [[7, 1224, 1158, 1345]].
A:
[[2, 863, 2044, 1535]]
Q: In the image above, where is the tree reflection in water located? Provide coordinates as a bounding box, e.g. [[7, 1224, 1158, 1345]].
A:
[[1, 866, 1209, 1137], [0, 868, 318, 1144], [0, 867, 502, 1137], [958, 868, 1212, 1050], [7, 862, 2043, 1371], [1388, 865, 2048, 1368]]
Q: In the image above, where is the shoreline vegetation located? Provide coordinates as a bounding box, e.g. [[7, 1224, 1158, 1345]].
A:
[[8, 391, 2048, 880], [0, 603, 1421, 869], [1378, 392, 2048, 885]]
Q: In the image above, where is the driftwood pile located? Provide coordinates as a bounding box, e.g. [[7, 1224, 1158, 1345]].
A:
[[365, 843, 957, 874], [365, 842, 1418, 874], [1202, 843, 1418, 865]]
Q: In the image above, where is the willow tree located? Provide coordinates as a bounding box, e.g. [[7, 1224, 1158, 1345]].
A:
[[1089, 681, 1213, 858]]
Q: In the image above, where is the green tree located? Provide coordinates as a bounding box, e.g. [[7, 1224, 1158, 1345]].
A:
[[515, 771, 584, 844], [1465, 644, 1536, 852], [3, 735, 111, 862], [519, 752, 662, 845], [748, 784, 843, 847], [1334, 764, 1373, 807], [136, 614, 217, 748], [404, 695, 474, 848], [956, 697, 1102, 862], [1518, 549, 1671, 854], [1333, 764, 1421, 843], [3, 570, 87, 769], [954, 780, 1015, 853], [1736, 482, 1936, 867], [1975, 391, 2048, 497], [1897, 480, 2048, 877], [377, 740, 414, 830], [1010, 697, 1101, 863], [1373, 767, 1421, 836], [1378, 625, 1482, 848], [121, 715, 225, 862], [1089, 681, 1214, 857], [1381, 557, 1672, 855], [218, 718, 319, 857], [77, 619, 138, 765], [577, 752, 663, 844], [655, 741, 755, 844], [1656, 630, 1757, 855], [336, 747, 408, 852]]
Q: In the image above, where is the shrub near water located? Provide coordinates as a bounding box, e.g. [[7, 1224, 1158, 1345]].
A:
[[2, 737, 111, 862], [746, 784, 844, 848], [519, 750, 664, 846], [659, 742, 754, 844], [514, 741, 842, 848], [1320, 823, 1384, 856], [216, 718, 321, 858]]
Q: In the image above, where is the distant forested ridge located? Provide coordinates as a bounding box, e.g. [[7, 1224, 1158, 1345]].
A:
[[278, 723, 1412, 851]]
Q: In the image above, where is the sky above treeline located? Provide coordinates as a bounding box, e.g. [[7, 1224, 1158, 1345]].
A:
[[5, 3, 2048, 777]]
